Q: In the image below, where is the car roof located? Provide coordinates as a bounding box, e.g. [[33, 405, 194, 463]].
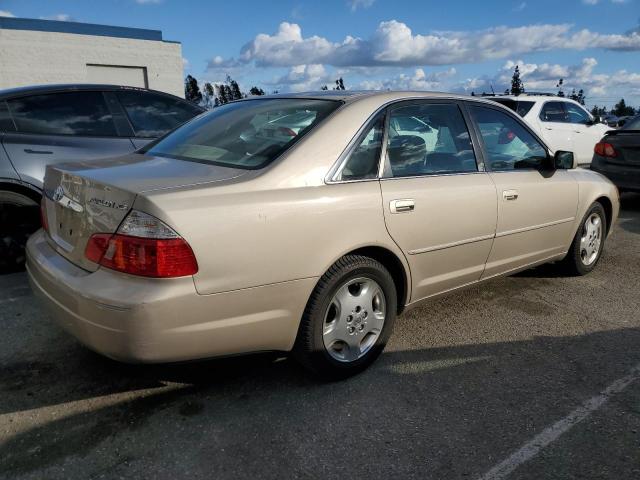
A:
[[245, 90, 493, 104], [0, 84, 193, 103]]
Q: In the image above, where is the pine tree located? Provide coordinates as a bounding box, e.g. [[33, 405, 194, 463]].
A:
[[510, 66, 525, 96], [556, 78, 565, 98], [203, 82, 215, 109], [216, 84, 228, 105], [334, 78, 345, 90], [613, 98, 635, 117], [320, 85, 328, 91], [184, 75, 203, 104], [249, 86, 265, 96], [228, 75, 243, 100]]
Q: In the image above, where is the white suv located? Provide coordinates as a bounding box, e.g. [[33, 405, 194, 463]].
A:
[[488, 95, 611, 166]]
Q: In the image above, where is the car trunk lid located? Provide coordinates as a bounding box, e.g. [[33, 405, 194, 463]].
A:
[[42, 153, 248, 271]]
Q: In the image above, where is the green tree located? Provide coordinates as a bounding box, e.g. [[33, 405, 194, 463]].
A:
[[320, 85, 328, 90], [216, 84, 228, 105], [228, 75, 243, 100], [184, 75, 202, 104], [334, 77, 345, 90], [612, 98, 635, 117], [556, 78, 565, 97], [249, 86, 265, 96], [203, 82, 215, 109], [510, 65, 525, 96], [568, 88, 586, 106]]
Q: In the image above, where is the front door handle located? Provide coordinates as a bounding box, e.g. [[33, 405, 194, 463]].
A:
[[503, 190, 519, 201], [390, 199, 415, 213]]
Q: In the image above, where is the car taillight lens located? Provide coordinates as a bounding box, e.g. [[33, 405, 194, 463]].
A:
[[594, 142, 617, 158], [40, 198, 49, 232], [84, 210, 198, 278]]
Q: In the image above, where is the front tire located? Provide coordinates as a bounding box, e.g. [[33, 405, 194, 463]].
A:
[[560, 202, 607, 276], [293, 255, 397, 379]]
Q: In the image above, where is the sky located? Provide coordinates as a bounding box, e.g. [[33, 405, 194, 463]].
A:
[[1, 0, 639, 108]]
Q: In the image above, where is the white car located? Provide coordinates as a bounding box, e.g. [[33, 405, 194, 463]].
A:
[[488, 95, 611, 165]]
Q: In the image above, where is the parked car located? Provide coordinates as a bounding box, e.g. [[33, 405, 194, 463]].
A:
[[488, 95, 611, 166], [600, 114, 620, 128], [0, 84, 204, 270], [27, 91, 619, 378], [591, 114, 640, 193]]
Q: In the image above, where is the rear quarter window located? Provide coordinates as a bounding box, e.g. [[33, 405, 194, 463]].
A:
[[0, 101, 16, 132], [117, 91, 203, 138]]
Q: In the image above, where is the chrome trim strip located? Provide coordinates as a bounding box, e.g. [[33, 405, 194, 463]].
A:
[[496, 217, 575, 238], [407, 233, 495, 255], [380, 171, 486, 181]]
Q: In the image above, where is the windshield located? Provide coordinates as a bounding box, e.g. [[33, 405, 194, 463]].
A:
[[145, 98, 341, 169], [623, 116, 640, 130]]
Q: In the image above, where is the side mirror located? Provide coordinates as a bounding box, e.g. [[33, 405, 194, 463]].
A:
[[554, 150, 576, 169]]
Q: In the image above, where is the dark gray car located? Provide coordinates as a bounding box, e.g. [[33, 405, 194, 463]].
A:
[[0, 84, 204, 271]]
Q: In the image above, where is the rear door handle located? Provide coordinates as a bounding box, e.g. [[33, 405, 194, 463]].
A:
[[503, 190, 519, 201], [24, 149, 53, 154], [390, 199, 415, 213]]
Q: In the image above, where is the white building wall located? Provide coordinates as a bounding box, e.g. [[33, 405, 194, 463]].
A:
[[0, 29, 184, 97]]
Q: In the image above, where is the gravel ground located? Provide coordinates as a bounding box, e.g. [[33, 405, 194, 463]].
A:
[[1, 193, 639, 480]]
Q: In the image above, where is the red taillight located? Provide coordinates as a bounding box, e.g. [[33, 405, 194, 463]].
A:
[[40, 198, 49, 232], [85, 233, 198, 278], [84, 210, 198, 278], [594, 142, 617, 158], [278, 127, 297, 137]]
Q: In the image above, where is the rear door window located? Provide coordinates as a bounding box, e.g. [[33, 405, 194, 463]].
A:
[[7, 92, 118, 136], [384, 102, 477, 177], [117, 91, 203, 138]]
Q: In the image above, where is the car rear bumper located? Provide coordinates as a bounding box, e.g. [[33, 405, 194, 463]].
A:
[[591, 159, 640, 191], [26, 230, 315, 363]]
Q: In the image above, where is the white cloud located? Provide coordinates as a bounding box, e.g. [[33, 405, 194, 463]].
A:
[[224, 20, 640, 69], [40, 14, 73, 21], [0, 10, 15, 17], [269, 64, 332, 92], [457, 57, 640, 107], [347, 0, 375, 11], [357, 67, 457, 91]]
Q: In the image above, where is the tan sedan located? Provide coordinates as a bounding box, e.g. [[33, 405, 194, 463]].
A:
[[27, 91, 619, 378]]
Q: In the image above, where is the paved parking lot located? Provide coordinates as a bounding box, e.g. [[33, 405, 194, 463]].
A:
[[1, 194, 639, 480]]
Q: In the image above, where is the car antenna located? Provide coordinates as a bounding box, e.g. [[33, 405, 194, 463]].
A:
[[490, 84, 495, 95]]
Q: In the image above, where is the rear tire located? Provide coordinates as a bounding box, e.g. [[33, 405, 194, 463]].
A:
[[0, 190, 41, 272], [293, 255, 397, 379], [559, 202, 606, 276]]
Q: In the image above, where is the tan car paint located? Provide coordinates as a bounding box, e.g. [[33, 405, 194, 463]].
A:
[[27, 91, 620, 363]]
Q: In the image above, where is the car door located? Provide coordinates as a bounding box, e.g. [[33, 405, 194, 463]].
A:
[[563, 101, 608, 165], [379, 100, 497, 302], [2, 91, 136, 189], [536, 101, 574, 154], [115, 90, 204, 149], [467, 103, 579, 278]]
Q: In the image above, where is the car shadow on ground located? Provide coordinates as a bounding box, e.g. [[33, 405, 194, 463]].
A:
[[2, 327, 640, 478]]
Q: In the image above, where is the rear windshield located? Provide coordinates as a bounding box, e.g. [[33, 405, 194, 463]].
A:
[[489, 99, 535, 118], [145, 98, 341, 169], [623, 116, 640, 130]]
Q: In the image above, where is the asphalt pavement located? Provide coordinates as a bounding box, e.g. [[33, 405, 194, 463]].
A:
[[1, 194, 639, 480]]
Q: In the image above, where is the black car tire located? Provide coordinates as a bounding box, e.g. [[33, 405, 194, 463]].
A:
[[559, 202, 607, 276], [293, 255, 397, 379], [0, 190, 41, 272]]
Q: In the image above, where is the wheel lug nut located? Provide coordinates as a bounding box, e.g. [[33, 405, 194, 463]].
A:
[[346, 315, 353, 323]]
